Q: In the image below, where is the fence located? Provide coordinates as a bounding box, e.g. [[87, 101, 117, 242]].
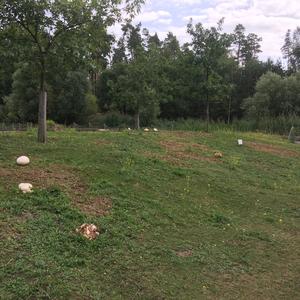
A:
[[0, 123, 33, 131]]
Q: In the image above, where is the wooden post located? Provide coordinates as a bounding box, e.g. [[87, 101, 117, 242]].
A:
[[38, 89, 47, 143]]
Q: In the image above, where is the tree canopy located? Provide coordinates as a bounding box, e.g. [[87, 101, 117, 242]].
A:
[[1, 9, 299, 133]]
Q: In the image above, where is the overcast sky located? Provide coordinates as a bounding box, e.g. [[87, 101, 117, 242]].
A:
[[117, 0, 300, 61]]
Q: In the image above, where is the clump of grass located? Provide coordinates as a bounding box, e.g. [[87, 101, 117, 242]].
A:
[[209, 213, 231, 226]]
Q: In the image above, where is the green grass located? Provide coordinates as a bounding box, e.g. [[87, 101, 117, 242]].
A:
[[0, 129, 299, 299]]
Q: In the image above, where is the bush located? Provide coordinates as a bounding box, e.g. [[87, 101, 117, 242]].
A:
[[47, 119, 64, 131], [88, 112, 134, 128], [85, 93, 98, 117]]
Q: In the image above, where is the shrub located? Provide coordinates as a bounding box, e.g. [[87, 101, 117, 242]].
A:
[[85, 93, 98, 117], [47, 119, 64, 131], [88, 112, 134, 128]]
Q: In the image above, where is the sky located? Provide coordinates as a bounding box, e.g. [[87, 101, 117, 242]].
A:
[[114, 0, 300, 61]]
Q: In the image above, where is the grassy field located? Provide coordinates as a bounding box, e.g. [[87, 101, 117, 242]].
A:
[[0, 129, 299, 299]]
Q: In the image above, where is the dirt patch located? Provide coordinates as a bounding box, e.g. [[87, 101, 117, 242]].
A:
[[0, 165, 85, 193], [93, 140, 112, 146], [176, 250, 193, 257], [160, 141, 210, 152], [0, 222, 22, 240], [147, 141, 219, 166], [160, 131, 212, 139], [144, 141, 220, 166], [0, 211, 35, 240], [0, 165, 111, 217], [76, 196, 112, 217], [246, 142, 300, 158]]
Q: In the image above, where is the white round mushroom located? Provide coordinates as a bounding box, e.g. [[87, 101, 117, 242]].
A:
[[144, 128, 149, 132], [153, 128, 158, 132], [16, 156, 30, 166], [18, 183, 33, 193]]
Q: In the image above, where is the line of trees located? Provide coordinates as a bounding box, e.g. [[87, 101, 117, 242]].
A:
[[1, 2, 300, 142], [97, 20, 289, 129]]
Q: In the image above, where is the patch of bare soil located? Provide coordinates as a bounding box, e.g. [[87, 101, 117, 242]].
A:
[[146, 141, 219, 166], [246, 142, 300, 158], [76, 196, 112, 217], [160, 130, 212, 139], [93, 140, 112, 146], [0, 212, 35, 240], [0, 164, 84, 192], [0, 165, 112, 217], [176, 250, 193, 257], [160, 141, 210, 152], [0, 223, 21, 241]]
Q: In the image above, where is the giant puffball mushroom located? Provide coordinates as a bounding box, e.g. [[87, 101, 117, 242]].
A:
[[153, 128, 158, 132], [76, 223, 100, 240], [16, 156, 30, 166], [144, 128, 149, 132], [18, 183, 33, 193], [214, 151, 223, 159]]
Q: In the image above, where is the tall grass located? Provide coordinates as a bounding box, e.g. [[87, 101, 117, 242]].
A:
[[155, 116, 300, 135]]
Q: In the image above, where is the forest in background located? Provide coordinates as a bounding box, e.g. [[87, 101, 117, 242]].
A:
[[1, 2, 300, 133]]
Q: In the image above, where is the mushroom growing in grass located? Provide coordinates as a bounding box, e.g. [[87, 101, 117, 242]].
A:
[[76, 224, 100, 240], [153, 128, 158, 132], [214, 151, 223, 159], [18, 183, 33, 193], [144, 128, 149, 132], [16, 156, 30, 166]]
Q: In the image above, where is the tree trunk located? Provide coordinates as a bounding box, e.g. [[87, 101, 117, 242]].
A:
[[135, 111, 140, 130], [205, 68, 210, 132], [38, 63, 47, 143], [206, 95, 210, 132], [227, 96, 232, 124]]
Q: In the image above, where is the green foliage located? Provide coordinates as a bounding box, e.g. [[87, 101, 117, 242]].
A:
[[88, 112, 134, 128], [0, 10, 297, 129], [282, 27, 300, 73], [209, 213, 231, 227], [85, 93, 98, 117], [187, 19, 235, 128], [4, 63, 39, 122], [56, 71, 89, 124], [46, 119, 64, 131], [243, 72, 300, 119], [109, 59, 160, 127]]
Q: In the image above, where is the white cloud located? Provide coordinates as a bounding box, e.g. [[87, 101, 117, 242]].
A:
[[182, 0, 300, 60], [135, 10, 171, 23], [157, 18, 173, 25], [109, 0, 300, 60]]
